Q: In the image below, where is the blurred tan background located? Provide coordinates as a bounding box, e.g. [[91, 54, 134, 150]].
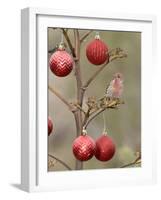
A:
[[48, 28, 141, 171]]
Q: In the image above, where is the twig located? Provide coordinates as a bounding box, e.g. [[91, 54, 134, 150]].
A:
[[120, 152, 141, 168], [109, 48, 127, 62], [73, 112, 80, 136], [83, 108, 106, 129], [80, 49, 127, 111], [48, 31, 127, 171], [73, 103, 86, 115], [83, 99, 122, 129], [83, 48, 127, 90], [48, 154, 72, 170], [82, 108, 90, 126], [83, 60, 109, 89], [48, 85, 81, 149], [48, 158, 57, 169], [48, 85, 76, 112], [74, 30, 81, 61], [82, 97, 99, 126], [80, 30, 93, 43], [62, 29, 76, 57], [120, 161, 141, 168]]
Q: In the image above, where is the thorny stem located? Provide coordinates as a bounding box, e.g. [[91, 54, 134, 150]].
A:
[[48, 154, 72, 170]]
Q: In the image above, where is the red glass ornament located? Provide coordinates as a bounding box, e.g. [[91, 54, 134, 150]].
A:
[[95, 134, 115, 161], [48, 117, 53, 136], [49, 48, 73, 77], [86, 37, 109, 65], [72, 135, 95, 161]]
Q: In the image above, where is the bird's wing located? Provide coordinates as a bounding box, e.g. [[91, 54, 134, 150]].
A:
[[105, 81, 114, 97]]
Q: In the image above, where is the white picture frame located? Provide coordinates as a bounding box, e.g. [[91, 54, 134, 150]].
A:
[[21, 7, 157, 192]]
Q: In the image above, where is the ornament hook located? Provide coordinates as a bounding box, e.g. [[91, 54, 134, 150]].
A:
[[102, 113, 108, 135], [58, 30, 65, 50]]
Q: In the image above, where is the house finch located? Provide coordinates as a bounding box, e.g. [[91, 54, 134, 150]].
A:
[[105, 73, 123, 99]]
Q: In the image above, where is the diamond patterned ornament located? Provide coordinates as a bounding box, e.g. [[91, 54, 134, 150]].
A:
[[72, 132, 95, 161], [49, 45, 73, 77], [95, 133, 115, 161], [86, 34, 109, 65]]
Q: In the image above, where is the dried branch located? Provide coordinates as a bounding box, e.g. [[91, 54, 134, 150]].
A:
[[82, 48, 127, 90], [62, 29, 76, 57], [83, 99, 124, 129], [109, 48, 127, 62], [48, 85, 82, 149], [83, 96, 99, 125], [48, 85, 76, 112], [72, 103, 86, 115], [74, 30, 81, 61], [73, 29, 84, 170], [73, 112, 80, 136], [82, 108, 90, 127], [84, 107, 106, 129], [48, 30, 128, 171], [48, 158, 57, 169], [120, 152, 141, 168], [86, 96, 99, 111], [80, 30, 93, 43], [120, 161, 141, 168], [48, 154, 72, 170], [83, 61, 108, 90], [74, 30, 83, 127]]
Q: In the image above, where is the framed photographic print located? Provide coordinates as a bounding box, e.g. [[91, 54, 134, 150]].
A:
[[21, 7, 156, 192]]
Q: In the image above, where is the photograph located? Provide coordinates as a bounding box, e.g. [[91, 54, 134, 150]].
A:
[[47, 28, 141, 171]]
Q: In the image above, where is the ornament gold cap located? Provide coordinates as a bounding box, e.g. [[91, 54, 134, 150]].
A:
[[95, 31, 100, 40], [82, 127, 87, 135], [58, 43, 65, 50], [102, 131, 108, 136]]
